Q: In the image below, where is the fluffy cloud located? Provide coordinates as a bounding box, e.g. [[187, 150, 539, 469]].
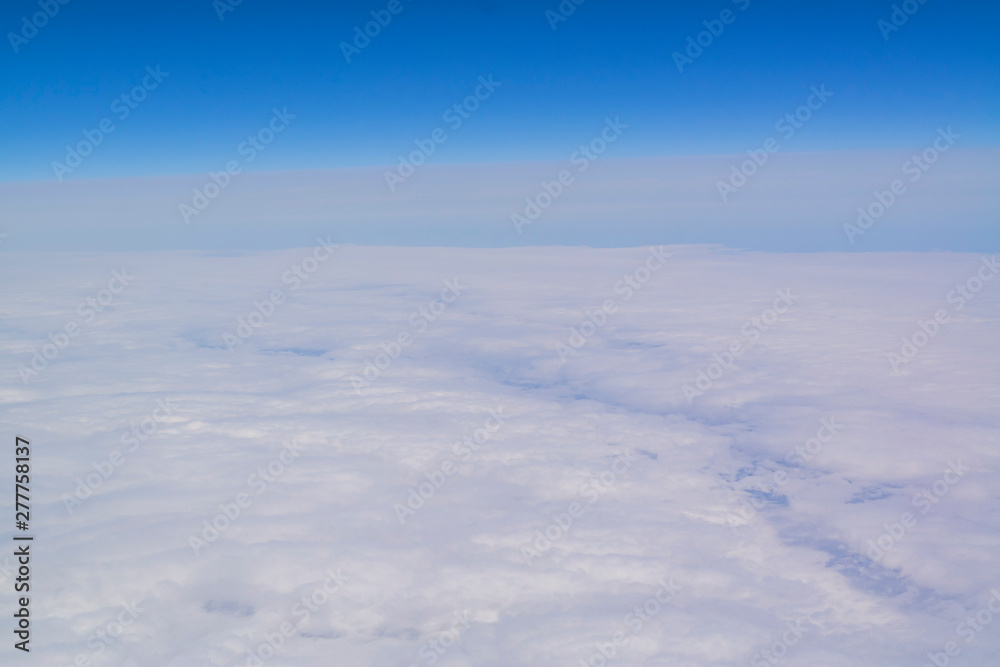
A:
[[1, 245, 998, 665]]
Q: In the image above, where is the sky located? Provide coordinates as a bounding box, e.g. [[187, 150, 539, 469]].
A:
[[3, 5, 1000, 662], [3, 0, 999, 173], [1, 0, 997, 250]]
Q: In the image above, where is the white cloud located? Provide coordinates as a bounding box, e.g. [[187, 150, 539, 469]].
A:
[[1, 245, 998, 665]]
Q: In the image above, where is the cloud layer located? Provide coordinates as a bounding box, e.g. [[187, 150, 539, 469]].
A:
[[2, 245, 999, 666], [2, 147, 998, 251]]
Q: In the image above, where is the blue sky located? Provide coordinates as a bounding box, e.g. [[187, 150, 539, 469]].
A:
[[1, 0, 998, 249]]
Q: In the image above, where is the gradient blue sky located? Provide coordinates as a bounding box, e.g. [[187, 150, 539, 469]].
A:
[[1, 0, 998, 249]]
